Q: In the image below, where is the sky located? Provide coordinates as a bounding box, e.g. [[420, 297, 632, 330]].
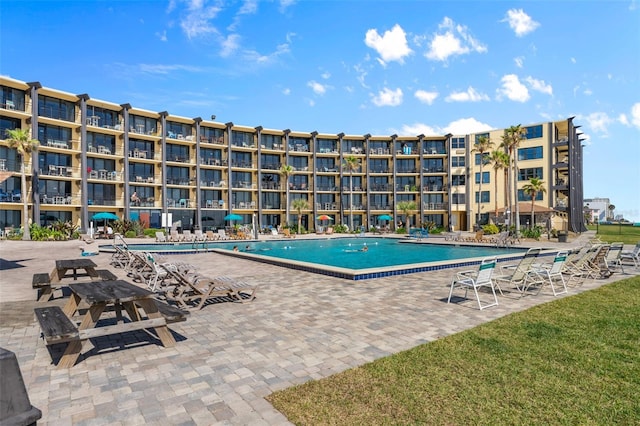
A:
[[1, 0, 639, 221]]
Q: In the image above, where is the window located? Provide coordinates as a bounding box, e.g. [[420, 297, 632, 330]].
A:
[[1, 86, 26, 111], [475, 191, 490, 203], [87, 106, 119, 128], [38, 124, 72, 145], [316, 138, 337, 152], [165, 121, 192, 138], [395, 159, 415, 173], [518, 167, 543, 181], [518, 146, 543, 161], [130, 115, 157, 135], [525, 125, 543, 139], [451, 156, 465, 167], [166, 144, 190, 162], [128, 163, 154, 181], [201, 126, 224, 143], [38, 95, 75, 121], [474, 172, 490, 184], [474, 133, 489, 143], [231, 131, 253, 147], [423, 158, 444, 172], [518, 189, 544, 201], [369, 194, 390, 209], [451, 193, 465, 204], [289, 157, 308, 170], [261, 154, 280, 170], [231, 152, 252, 168], [451, 137, 465, 149], [87, 183, 116, 205], [369, 159, 389, 173], [451, 175, 466, 186], [474, 153, 491, 166], [166, 166, 190, 185], [87, 132, 116, 152]]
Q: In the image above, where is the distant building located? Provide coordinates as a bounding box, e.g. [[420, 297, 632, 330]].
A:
[[584, 198, 611, 222]]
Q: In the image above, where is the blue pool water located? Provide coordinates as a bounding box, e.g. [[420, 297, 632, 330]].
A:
[[119, 237, 525, 271]]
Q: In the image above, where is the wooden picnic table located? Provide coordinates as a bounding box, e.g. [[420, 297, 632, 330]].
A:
[[50, 258, 100, 282], [37, 280, 179, 369]]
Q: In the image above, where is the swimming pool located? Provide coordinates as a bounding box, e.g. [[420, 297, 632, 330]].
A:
[[109, 237, 530, 280]]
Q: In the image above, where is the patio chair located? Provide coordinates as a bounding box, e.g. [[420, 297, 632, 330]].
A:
[[193, 229, 207, 242], [169, 230, 183, 242], [587, 244, 613, 278], [182, 230, 195, 242], [217, 229, 230, 240], [493, 247, 542, 297], [205, 230, 217, 241], [155, 231, 167, 242], [163, 269, 258, 310], [447, 257, 499, 310], [526, 251, 569, 296], [109, 244, 132, 269], [620, 242, 640, 268], [562, 244, 601, 285]]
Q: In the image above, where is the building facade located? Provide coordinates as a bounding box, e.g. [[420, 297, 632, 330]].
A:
[[0, 76, 587, 234]]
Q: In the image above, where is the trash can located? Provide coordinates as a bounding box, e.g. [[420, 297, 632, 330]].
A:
[[557, 232, 568, 243], [0, 347, 42, 425]]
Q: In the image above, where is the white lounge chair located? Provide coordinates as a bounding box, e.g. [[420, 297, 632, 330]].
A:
[[447, 257, 498, 310], [155, 231, 167, 242]]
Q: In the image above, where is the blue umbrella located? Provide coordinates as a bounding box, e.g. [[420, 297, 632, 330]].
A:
[[224, 213, 243, 221], [92, 212, 119, 221], [378, 214, 393, 221]]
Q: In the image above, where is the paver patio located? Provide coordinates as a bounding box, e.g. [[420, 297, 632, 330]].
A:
[[0, 233, 636, 425]]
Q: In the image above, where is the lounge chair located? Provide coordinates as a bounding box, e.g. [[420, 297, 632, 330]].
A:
[[527, 251, 569, 296], [447, 257, 499, 310], [620, 242, 640, 268], [163, 269, 258, 310], [205, 230, 217, 241], [155, 231, 167, 242], [169, 230, 182, 242], [587, 244, 613, 278], [193, 229, 207, 241], [217, 229, 230, 240], [182, 230, 195, 242], [562, 244, 600, 284], [493, 247, 542, 297]]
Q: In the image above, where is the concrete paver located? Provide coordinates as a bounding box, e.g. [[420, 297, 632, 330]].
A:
[[0, 233, 636, 425]]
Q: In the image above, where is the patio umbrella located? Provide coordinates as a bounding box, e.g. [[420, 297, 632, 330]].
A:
[[224, 213, 243, 221], [92, 212, 120, 221], [377, 214, 393, 221], [316, 215, 333, 221]]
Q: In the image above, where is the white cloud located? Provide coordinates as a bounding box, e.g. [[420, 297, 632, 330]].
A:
[[353, 64, 369, 89], [443, 117, 494, 135], [137, 63, 203, 75], [307, 80, 327, 95], [445, 86, 489, 102], [570, 57, 576, 64], [618, 113, 629, 126], [282, 88, 291, 95], [581, 112, 614, 135], [514, 56, 524, 68], [502, 9, 540, 37], [178, 1, 222, 39], [242, 42, 290, 64], [238, 0, 258, 15], [631, 102, 640, 129], [156, 30, 168, 42], [497, 74, 530, 102], [321, 71, 331, 80], [525, 76, 553, 95], [220, 34, 241, 57], [425, 17, 487, 62], [414, 90, 438, 105], [399, 123, 439, 136], [364, 24, 413, 65], [583, 88, 592, 96], [371, 87, 403, 107]]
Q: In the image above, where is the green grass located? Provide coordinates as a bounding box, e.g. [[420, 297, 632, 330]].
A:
[[267, 277, 640, 425], [588, 223, 640, 245]]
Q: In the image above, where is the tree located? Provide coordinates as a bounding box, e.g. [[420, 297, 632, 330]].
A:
[[472, 135, 493, 229], [342, 155, 360, 231], [5, 128, 39, 240], [291, 198, 309, 235], [522, 177, 546, 228], [397, 200, 417, 230], [279, 164, 294, 227], [501, 124, 527, 235], [489, 150, 509, 219]]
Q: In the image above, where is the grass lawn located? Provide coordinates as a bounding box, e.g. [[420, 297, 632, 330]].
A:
[[268, 276, 640, 425], [589, 223, 640, 245]]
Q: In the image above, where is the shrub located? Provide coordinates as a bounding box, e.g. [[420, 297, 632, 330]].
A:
[[482, 224, 500, 235], [143, 228, 162, 238], [521, 226, 543, 240], [333, 224, 348, 233], [124, 230, 137, 238]]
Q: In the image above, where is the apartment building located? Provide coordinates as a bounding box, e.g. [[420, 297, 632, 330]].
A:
[[0, 76, 587, 234]]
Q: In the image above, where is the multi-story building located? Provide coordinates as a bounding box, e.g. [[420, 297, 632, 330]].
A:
[[0, 76, 587, 234]]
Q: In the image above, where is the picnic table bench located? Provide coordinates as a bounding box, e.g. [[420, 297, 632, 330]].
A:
[[34, 260, 118, 302], [34, 280, 187, 368]]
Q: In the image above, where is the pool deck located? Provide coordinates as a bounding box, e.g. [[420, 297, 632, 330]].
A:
[[1, 232, 637, 425]]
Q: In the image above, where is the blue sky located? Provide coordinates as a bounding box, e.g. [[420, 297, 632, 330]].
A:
[[1, 0, 639, 221]]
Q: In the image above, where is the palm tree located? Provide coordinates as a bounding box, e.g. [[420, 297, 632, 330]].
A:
[[472, 135, 493, 229], [279, 164, 294, 227], [397, 200, 416, 230], [522, 177, 546, 229], [489, 150, 509, 219], [342, 155, 360, 231], [291, 198, 309, 235], [501, 124, 527, 235], [5, 128, 39, 240]]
